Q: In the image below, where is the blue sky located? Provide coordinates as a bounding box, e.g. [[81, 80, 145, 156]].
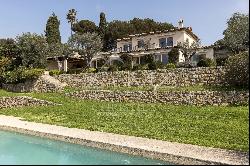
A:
[[0, 0, 248, 46]]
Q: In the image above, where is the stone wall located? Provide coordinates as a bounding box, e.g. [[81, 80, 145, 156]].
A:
[[2, 74, 67, 93], [54, 67, 227, 88], [0, 96, 57, 109], [66, 90, 249, 106]]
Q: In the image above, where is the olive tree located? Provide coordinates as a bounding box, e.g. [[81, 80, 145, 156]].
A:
[[67, 32, 102, 65], [223, 13, 249, 53], [16, 33, 48, 68]]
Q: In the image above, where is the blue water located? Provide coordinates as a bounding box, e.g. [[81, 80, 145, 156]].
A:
[[0, 130, 172, 165]]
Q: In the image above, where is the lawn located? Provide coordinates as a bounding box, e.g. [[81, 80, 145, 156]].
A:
[[0, 89, 249, 152]]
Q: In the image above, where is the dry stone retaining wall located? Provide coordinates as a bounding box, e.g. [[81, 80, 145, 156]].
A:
[[0, 96, 57, 109], [66, 90, 249, 106], [2, 75, 67, 93], [54, 67, 227, 88]]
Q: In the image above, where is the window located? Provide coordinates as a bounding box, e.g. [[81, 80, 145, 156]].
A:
[[154, 54, 161, 62], [167, 37, 173, 46], [123, 44, 129, 52], [128, 44, 132, 51], [159, 38, 166, 48], [162, 54, 168, 64], [138, 40, 144, 48]]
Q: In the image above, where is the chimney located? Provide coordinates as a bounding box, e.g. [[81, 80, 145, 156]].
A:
[[178, 19, 184, 28]]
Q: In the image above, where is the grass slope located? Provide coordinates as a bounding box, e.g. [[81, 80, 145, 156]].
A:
[[0, 89, 249, 152]]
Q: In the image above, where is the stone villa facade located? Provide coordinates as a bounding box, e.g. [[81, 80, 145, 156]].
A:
[[47, 20, 228, 71], [90, 20, 216, 68]]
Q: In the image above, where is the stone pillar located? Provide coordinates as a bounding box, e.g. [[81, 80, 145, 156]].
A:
[[64, 59, 68, 72], [57, 61, 63, 71]]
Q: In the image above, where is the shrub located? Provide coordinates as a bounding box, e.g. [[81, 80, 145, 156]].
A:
[[49, 70, 64, 76], [216, 57, 228, 66], [107, 65, 118, 72], [120, 54, 132, 64], [3, 67, 45, 84], [197, 58, 216, 67], [148, 62, 157, 70], [165, 63, 176, 69], [143, 54, 154, 64], [225, 52, 249, 87], [66, 68, 83, 74], [121, 63, 132, 71], [168, 48, 179, 64], [84, 68, 97, 73]]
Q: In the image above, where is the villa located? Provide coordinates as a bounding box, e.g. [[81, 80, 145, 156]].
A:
[[90, 20, 216, 68], [48, 20, 228, 71]]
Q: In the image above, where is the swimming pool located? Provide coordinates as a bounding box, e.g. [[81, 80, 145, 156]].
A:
[[0, 130, 172, 165]]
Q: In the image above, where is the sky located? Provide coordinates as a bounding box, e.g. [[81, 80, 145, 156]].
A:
[[0, 0, 249, 46]]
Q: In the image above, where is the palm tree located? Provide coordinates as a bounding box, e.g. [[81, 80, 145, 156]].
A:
[[66, 9, 77, 37]]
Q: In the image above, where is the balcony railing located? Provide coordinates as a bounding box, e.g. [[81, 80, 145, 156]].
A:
[[114, 43, 174, 53]]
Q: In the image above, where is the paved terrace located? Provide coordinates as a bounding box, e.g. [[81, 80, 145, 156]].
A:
[[0, 115, 248, 165]]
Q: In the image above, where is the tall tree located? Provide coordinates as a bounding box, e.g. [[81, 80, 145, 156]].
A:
[[66, 9, 77, 37], [45, 12, 61, 44], [99, 12, 107, 39], [72, 20, 98, 34], [222, 12, 249, 53], [67, 32, 102, 65]]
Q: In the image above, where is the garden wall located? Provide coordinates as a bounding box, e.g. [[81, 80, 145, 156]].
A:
[[54, 67, 227, 88], [2, 74, 67, 93], [0, 96, 56, 109], [66, 90, 248, 106]]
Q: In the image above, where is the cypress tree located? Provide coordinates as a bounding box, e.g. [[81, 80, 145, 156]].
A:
[[99, 12, 107, 39], [45, 12, 61, 44]]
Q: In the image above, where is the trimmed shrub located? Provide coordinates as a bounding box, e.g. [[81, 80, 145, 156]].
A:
[[67, 68, 83, 74], [49, 70, 64, 76], [168, 48, 179, 64], [2, 67, 45, 84], [225, 52, 249, 87], [165, 63, 176, 69], [197, 58, 216, 67]]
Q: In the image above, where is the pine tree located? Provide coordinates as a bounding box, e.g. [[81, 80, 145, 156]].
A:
[[45, 12, 61, 44]]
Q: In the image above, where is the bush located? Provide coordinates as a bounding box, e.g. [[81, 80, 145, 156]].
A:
[[168, 48, 179, 64], [197, 58, 216, 67], [148, 62, 157, 70], [225, 52, 249, 87], [3, 67, 45, 84], [216, 57, 228, 66], [67, 68, 83, 74], [107, 65, 118, 72], [121, 63, 132, 71], [84, 68, 97, 73], [49, 70, 64, 76], [165, 63, 176, 69]]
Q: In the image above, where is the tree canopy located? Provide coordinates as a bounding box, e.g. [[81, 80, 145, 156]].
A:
[[72, 20, 98, 34], [103, 18, 174, 50], [215, 12, 249, 53], [67, 32, 102, 65], [16, 33, 48, 68]]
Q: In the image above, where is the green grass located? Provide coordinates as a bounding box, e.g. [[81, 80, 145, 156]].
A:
[[63, 84, 248, 93], [0, 89, 249, 152]]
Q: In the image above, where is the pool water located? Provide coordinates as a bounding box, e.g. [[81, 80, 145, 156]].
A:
[[0, 130, 172, 165]]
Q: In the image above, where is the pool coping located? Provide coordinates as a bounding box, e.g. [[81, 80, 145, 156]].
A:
[[0, 115, 248, 165]]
